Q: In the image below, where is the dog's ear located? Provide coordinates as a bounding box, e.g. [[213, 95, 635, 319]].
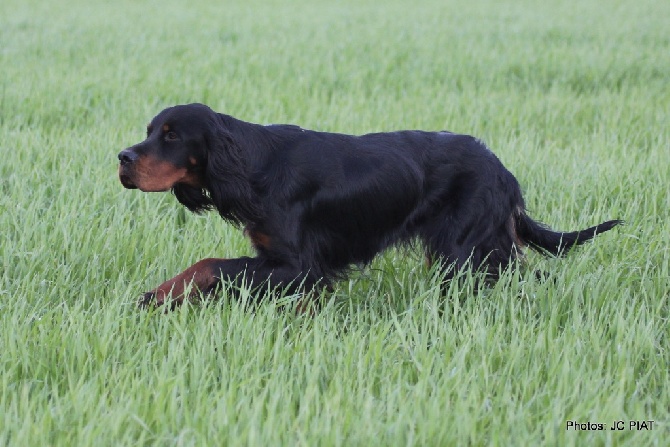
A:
[[204, 118, 263, 225]]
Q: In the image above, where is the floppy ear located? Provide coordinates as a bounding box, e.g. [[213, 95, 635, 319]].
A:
[[204, 118, 263, 225]]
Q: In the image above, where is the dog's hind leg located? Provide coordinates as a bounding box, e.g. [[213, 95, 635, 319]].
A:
[[420, 209, 523, 284]]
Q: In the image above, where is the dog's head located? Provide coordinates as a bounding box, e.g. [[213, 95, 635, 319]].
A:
[[117, 103, 218, 192], [118, 103, 261, 223]]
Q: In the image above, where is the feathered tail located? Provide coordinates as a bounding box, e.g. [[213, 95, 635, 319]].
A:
[[515, 211, 622, 256]]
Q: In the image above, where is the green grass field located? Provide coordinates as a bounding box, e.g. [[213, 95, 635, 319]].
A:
[[1, 0, 668, 445]]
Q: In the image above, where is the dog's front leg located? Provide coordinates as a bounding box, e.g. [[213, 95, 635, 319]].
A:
[[139, 257, 233, 308], [139, 256, 318, 310]]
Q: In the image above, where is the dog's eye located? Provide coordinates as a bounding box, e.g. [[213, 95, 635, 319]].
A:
[[165, 131, 179, 141]]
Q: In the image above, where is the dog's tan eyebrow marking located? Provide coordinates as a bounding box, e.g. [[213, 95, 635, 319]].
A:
[[163, 124, 170, 132]]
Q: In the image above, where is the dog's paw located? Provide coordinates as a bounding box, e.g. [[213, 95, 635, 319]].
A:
[[138, 291, 162, 309]]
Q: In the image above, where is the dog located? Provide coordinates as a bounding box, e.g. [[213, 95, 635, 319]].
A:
[[118, 103, 621, 308]]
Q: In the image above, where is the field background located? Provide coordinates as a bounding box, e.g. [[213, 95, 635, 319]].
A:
[[1, 0, 668, 445]]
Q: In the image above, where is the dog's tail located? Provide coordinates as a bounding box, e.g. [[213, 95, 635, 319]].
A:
[[514, 210, 622, 256]]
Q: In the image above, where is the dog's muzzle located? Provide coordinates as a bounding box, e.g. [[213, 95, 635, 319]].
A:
[[118, 149, 138, 189]]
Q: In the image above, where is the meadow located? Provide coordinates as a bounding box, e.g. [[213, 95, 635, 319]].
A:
[[1, 0, 668, 445]]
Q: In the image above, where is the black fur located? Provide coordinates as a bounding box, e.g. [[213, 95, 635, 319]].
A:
[[119, 103, 621, 305]]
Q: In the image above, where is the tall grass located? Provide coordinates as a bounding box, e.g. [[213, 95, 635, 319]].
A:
[[1, 0, 668, 445]]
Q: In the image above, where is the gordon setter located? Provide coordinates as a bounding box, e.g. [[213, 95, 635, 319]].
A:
[[118, 103, 621, 308]]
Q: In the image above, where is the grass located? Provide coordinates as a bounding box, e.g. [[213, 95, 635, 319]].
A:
[[1, 0, 668, 445]]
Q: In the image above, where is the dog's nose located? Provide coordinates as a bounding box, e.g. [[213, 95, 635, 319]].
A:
[[118, 149, 139, 165]]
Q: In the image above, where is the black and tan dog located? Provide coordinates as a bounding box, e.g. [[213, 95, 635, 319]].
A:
[[118, 103, 620, 308]]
